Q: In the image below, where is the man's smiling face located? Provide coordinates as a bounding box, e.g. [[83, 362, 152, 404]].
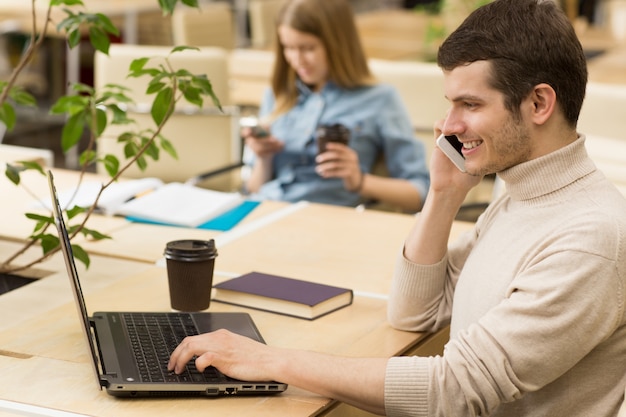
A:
[[442, 60, 533, 176]]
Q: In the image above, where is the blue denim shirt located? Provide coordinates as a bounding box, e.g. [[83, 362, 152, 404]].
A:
[[244, 80, 430, 208]]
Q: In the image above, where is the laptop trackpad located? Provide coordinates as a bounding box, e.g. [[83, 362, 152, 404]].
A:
[[191, 312, 266, 344]]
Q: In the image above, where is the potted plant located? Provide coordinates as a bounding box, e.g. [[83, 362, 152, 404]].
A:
[[0, 0, 222, 275]]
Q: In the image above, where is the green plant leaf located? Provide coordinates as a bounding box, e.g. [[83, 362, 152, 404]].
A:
[[79, 149, 97, 166], [40, 234, 60, 254], [9, 88, 37, 107], [181, 85, 202, 107], [5, 164, 21, 185], [172, 45, 199, 53], [160, 137, 178, 159], [81, 227, 111, 241], [102, 154, 120, 177], [129, 57, 149, 73], [94, 107, 108, 136], [98, 92, 133, 105], [143, 139, 160, 161], [123, 141, 139, 159], [16, 160, 45, 175], [158, 0, 177, 14], [66, 205, 87, 219], [71, 244, 90, 269], [191, 75, 222, 110], [0, 102, 16, 130], [174, 68, 193, 78], [24, 213, 54, 239], [94, 12, 119, 37], [109, 105, 132, 124], [135, 154, 147, 171], [50, 94, 89, 115], [51, 0, 84, 5], [25, 212, 53, 223], [61, 112, 86, 152], [181, 0, 199, 8], [146, 81, 167, 95], [117, 131, 135, 143], [89, 26, 111, 54], [151, 87, 173, 125], [71, 82, 94, 95], [67, 29, 82, 48]]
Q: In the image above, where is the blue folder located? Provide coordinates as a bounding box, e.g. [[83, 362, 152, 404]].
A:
[[125, 200, 260, 231]]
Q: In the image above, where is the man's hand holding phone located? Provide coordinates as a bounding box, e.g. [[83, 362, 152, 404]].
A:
[[431, 131, 482, 200]]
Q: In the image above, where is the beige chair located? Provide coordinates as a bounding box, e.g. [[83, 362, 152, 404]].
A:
[[171, 3, 236, 50], [94, 43, 231, 108], [605, 0, 626, 44], [566, 81, 626, 196], [578, 81, 626, 139], [97, 108, 242, 191], [0, 143, 54, 167], [585, 134, 626, 197], [93, 44, 242, 191], [368, 58, 448, 144], [248, 0, 285, 49], [227, 48, 275, 107]]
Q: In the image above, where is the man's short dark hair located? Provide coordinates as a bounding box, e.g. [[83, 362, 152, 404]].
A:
[[437, 0, 588, 126]]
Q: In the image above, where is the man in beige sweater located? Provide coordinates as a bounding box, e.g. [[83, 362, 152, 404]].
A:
[[168, 1, 626, 415]]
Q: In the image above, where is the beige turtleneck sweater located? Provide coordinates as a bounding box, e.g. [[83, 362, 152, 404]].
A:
[[385, 136, 626, 416]]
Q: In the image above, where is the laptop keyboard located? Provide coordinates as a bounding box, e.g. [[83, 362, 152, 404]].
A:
[[123, 312, 223, 383]]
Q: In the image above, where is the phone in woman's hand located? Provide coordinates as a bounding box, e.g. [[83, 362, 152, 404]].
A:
[[436, 134, 466, 172], [250, 125, 269, 138]]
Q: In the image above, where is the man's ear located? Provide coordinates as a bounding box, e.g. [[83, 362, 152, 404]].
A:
[[528, 83, 557, 125]]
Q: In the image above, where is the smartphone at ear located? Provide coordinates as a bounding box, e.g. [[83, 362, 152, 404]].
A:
[[436, 134, 466, 172]]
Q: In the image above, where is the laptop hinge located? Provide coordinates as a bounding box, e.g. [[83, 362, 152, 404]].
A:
[[89, 319, 109, 390]]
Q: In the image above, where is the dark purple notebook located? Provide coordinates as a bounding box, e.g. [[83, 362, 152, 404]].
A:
[[212, 271, 353, 320]]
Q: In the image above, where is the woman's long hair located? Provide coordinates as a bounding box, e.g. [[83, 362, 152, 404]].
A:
[[270, 0, 373, 116]]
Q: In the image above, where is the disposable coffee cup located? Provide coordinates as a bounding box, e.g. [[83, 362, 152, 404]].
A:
[[163, 239, 218, 311], [316, 123, 350, 154]]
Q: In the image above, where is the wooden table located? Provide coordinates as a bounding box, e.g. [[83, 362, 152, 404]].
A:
[[0, 163, 478, 415], [0, 168, 131, 245], [72, 200, 474, 296], [0, 239, 427, 417]]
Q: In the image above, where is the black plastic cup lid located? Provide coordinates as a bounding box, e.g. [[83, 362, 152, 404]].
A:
[[164, 239, 217, 262]]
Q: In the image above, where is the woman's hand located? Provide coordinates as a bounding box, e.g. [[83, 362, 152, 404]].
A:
[[315, 142, 363, 192], [242, 126, 284, 158]]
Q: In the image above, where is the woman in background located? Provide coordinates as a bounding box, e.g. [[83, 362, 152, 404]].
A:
[[242, 0, 430, 212]]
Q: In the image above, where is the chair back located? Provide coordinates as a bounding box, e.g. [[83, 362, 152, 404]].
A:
[[248, 0, 285, 49], [578, 81, 626, 140], [94, 44, 241, 190], [228, 48, 275, 107], [585, 134, 626, 197], [96, 108, 242, 191], [94, 44, 231, 107], [369, 59, 447, 133], [171, 3, 236, 50]]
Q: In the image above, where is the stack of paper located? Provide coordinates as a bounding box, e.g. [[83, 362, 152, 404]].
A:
[[116, 182, 244, 228]]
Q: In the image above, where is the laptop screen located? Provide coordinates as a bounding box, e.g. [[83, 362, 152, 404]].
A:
[[48, 170, 104, 389]]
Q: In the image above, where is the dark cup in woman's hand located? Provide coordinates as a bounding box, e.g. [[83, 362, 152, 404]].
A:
[[316, 123, 350, 154]]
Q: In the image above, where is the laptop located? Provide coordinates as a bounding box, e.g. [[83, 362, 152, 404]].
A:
[[47, 171, 288, 397]]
